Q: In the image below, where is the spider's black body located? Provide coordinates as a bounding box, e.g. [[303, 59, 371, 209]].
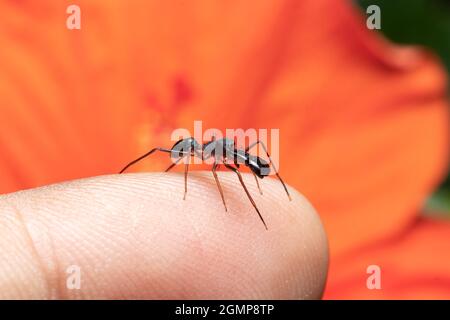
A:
[[119, 136, 291, 229], [202, 138, 270, 178]]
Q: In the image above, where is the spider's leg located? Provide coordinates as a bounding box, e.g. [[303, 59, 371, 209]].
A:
[[224, 164, 267, 230], [164, 156, 183, 172], [212, 162, 227, 211], [166, 149, 202, 171], [252, 172, 263, 195], [120, 147, 170, 173], [183, 155, 190, 200], [246, 140, 291, 201], [119, 148, 192, 173]]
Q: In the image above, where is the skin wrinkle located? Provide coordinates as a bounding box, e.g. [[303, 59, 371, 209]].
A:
[[208, 184, 268, 297], [59, 175, 288, 298], [8, 186, 116, 299], [180, 190, 210, 293], [186, 172, 316, 298], [71, 203, 146, 298], [83, 178, 192, 298], [48, 230, 65, 300], [0, 211, 34, 297], [0, 172, 328, 299], [2, 198, 55, 299], [208, 172, 321, 298]]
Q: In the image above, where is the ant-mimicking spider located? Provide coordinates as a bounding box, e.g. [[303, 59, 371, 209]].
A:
[[119, 136, 291, 229]]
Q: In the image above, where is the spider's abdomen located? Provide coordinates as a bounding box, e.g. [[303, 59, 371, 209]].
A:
[[247, 155, 271, 178]]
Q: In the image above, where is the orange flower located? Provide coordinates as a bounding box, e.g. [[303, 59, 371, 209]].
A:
[[0, 0, 448, 298], [325, 218, 450, 299]]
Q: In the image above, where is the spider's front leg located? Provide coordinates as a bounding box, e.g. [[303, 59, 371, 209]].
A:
[[169, 137, 203, 200], [119, 147, 175, 173]]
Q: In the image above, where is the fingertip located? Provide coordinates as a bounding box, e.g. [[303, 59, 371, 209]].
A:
[[0, 172, 328, 299]]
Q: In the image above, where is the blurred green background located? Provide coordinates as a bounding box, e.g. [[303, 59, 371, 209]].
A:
[[357, 0, 450, 215]]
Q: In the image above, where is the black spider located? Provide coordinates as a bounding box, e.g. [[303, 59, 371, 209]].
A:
[[119, 136, 291, 229]]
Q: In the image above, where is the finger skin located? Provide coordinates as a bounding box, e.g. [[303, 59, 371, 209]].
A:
[[0, 172, 328, 299]]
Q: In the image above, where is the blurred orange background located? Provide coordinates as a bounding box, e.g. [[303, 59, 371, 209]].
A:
[[0, 0, 449, 299]]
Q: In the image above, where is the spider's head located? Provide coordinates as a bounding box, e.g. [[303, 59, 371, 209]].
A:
[[247, 155, 271, 178]]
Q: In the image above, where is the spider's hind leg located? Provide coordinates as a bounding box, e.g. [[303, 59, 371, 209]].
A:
[[224, 163, 268, 230], [246, 140, 291, 201], [252, 173, 263, 195]]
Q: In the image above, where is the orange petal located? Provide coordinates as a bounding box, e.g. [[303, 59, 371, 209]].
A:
[[324, 218, 450, 299]]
